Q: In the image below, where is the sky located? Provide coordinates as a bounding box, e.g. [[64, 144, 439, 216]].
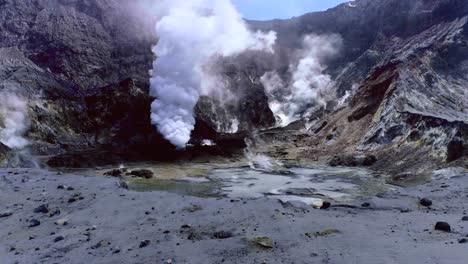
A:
[[232, 0, 350, 20]]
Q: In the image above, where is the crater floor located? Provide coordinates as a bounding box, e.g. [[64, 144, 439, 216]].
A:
[[1, 167, 468, 263]]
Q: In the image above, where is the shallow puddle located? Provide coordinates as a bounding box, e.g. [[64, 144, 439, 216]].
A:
[[127, 164, 388, 205], [57, 161, 388, 205]]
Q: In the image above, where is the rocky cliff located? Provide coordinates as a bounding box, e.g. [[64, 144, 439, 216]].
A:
[[0, 0, 274, 163], [251, 0, 468, 175], [0, 0, 466, 172]]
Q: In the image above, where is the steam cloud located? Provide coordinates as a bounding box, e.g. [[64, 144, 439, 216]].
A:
[[261, 34, 343, 126], [0, 92, 30, 149], [149, 0, 276, 148]]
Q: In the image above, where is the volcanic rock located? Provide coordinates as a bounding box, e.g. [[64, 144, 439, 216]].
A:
[[54, 236, 65, 243], [104, 169, 124, 177], [139, 240, 151, 248], [251, 236, 274, 249], [212, 231, 234, 240], [0, 211, 13, 218], [33, 204, 50, 214], [419, 198, 433, 207], [434, 222, 451, 232], [128, 169, 154, 179], [92, 240, 111, 249], [28, 219, 41, 228], [320, 201, 332, 209], [0, 143, 11, 164]]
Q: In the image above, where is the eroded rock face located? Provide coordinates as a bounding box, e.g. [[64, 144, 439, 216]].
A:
[[194, 53, 277, 133], [0, 0, 275, 163], [252, 0, 467, 173], [0, 143, 11, 164], [0, 0, 155, 89]]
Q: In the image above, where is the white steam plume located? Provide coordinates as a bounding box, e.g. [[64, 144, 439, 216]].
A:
[[0, 92, 30, 149], [261, 34, 343, 126], [149, 0, 276, 148]]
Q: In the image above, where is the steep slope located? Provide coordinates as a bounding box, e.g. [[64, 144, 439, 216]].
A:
[[0, 0, 466, 172], [255, 0, 468, 174]]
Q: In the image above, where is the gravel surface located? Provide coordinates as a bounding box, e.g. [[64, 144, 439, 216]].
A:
[[1, 168, 468, 264]]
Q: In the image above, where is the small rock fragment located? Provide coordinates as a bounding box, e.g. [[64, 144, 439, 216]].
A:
[[55, 218, 68, 226], [213, 231, 233, 239], [461, 216, 468, 221], [184, 204, 203, 212], [251, 236, 274, 249], [458, 238, 467, 244], [316, 228, 340, 237], [47, 208, 61, 217], [92, 240, 111, 249], [34, 204, 50, 214], [29, 219, 41, 228], [54, 236, 64, 243], [139, 240, 151, 248], [419, 198, 432, 207], [0, 211, 13, 218]]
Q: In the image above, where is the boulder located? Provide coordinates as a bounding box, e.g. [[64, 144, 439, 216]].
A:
[[434, 222, 451, 232], [446, 139, 465, 162]]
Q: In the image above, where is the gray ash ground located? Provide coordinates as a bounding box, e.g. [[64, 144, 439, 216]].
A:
[[1, 167, 468, 264]]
